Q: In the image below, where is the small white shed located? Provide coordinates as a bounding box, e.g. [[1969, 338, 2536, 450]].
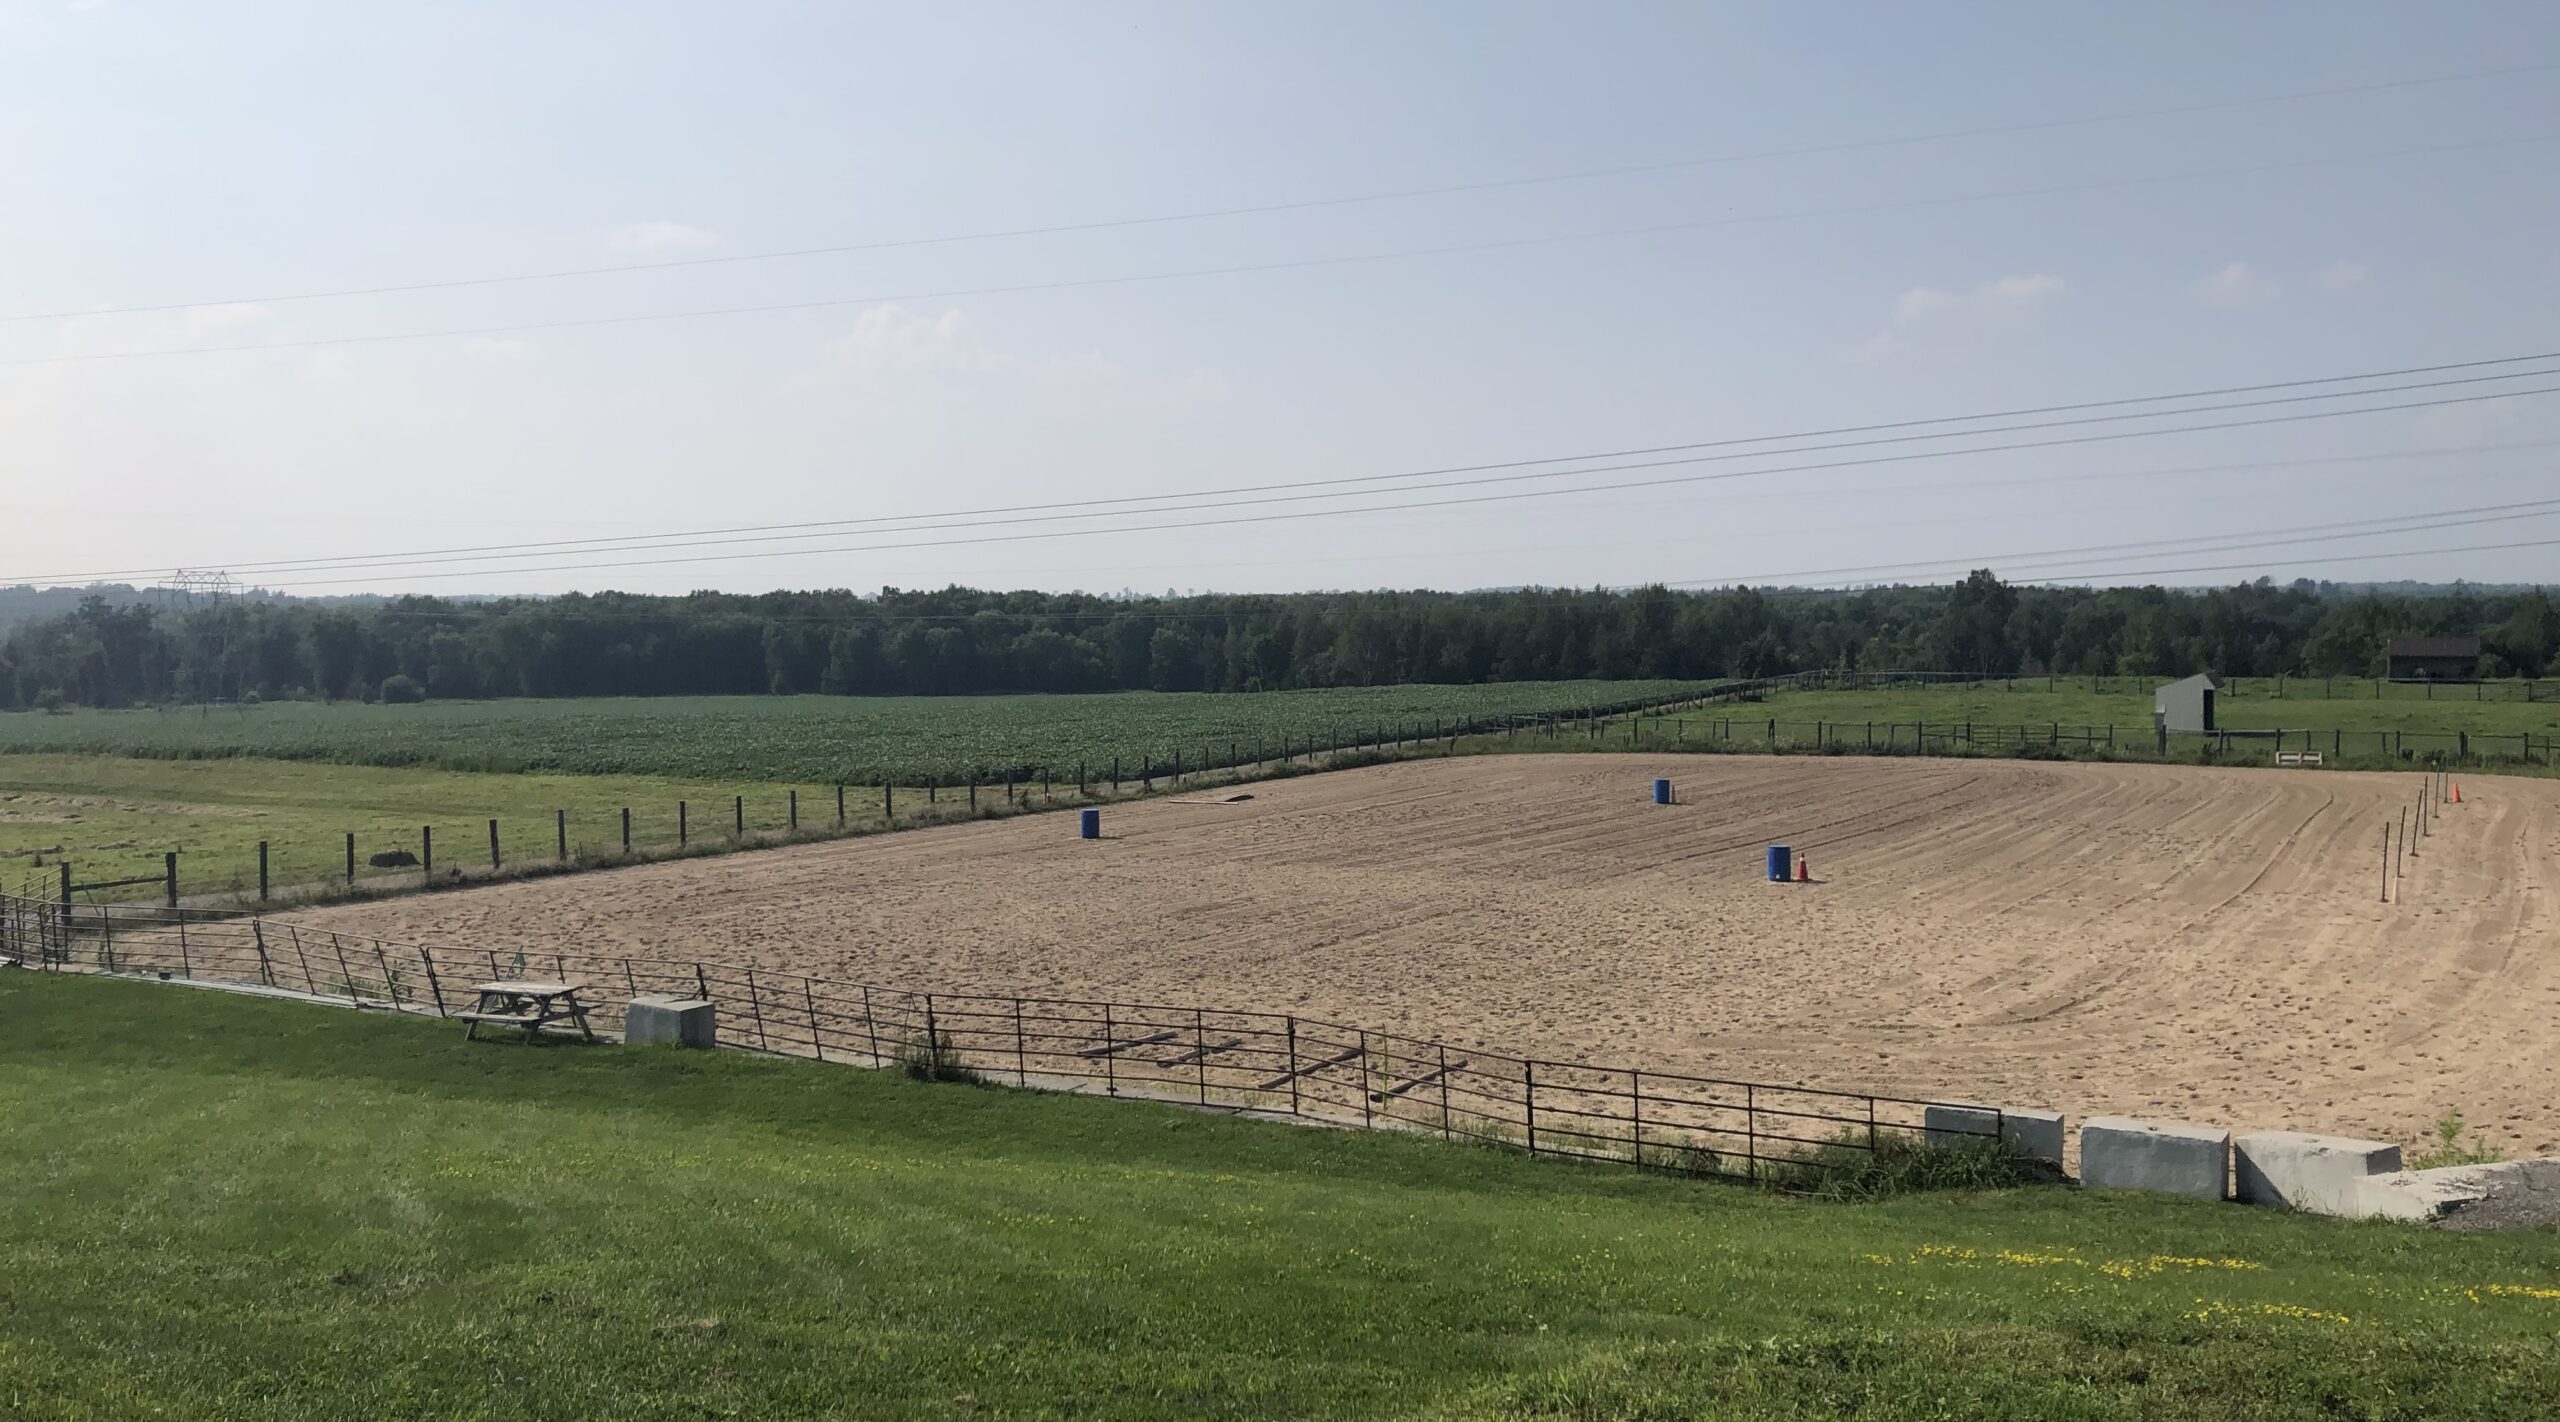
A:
[[2153, 673, 2221, 733]]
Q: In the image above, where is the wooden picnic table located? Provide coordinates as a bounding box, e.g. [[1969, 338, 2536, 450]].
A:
[[460, 980, 596, 1043]]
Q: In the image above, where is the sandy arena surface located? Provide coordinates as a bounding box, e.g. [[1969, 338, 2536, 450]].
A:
[[302, 754, 2560, 1156]]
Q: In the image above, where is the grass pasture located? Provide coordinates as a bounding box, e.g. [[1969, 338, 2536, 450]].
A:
[[0, 754, 845, 902], [4, 973, 2558, 1421], [1717, 678, 2560, 740]]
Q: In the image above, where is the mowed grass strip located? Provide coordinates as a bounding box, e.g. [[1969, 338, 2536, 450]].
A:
[[1723, 680, 2560, 738], [3, 976, 2557, 1420], [0, 754, 846, 900]]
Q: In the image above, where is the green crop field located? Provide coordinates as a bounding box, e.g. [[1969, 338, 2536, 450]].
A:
[[4, 974, 2557, 1420], [0, 681, 1712, 783], [1, 681, 1712, 902]]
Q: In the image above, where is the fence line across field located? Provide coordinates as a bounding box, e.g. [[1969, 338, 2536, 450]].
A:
[[41, 684, 1741, 907], [0, 890, 2000, 1188]]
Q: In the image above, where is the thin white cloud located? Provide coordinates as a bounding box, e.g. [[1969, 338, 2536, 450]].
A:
[[1862, 273, 2067, 359], [606, 221, 719, 253], [823, 304, 1000, 375], [2195, 261, 2280, 307], [816, 303, 1230, 409], [1894, 273, 2068, 328], [2311, 258, 2372, 290]]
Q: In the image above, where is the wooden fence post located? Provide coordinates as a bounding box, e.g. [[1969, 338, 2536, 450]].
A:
[[1285, 1017, 1301, 1115], [165, 851, 178, 908], [488, 819, 500, 869], [346, 832, 355, 885], [257, 841, 269, 902], [1524, 1060, 1538, 1153], [422, 827, 432, 879], [789, 790, 798, 831], [556, 809, 567, 860], [419, 947, 446, 1016], [620, 809, 630, 853], [679, 801, 688, 847]]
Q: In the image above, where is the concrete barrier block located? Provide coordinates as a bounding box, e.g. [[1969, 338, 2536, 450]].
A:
[[2234, 1131, 2401, 1213], [2080, 1116, 2229, 1200], [2351, 1162, 2511, 1222], [626, 995, 717, 1048], [1924, 1103, 2067, 1165]]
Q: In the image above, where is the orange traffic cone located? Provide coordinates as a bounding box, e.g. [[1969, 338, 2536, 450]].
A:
[[2451, 782, 2462, 804], [1797, 857, 1811, 883]]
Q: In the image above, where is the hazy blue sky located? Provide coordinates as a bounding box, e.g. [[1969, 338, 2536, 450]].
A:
[[5, 2, 2557, 597]]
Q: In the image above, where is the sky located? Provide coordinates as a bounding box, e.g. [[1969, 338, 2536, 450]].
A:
[[4, 1, 2558, 599]]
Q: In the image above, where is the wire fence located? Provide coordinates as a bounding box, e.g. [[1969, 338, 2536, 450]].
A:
[[1604, 714, 2554, 768], [35, 685, 1738, 908], [0, 890, 1999, 1189], [1764, 670, 2555, 701]]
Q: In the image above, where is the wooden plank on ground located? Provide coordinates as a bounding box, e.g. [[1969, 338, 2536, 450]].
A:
[[1254, 1044, 1362, 1092], [1077, 1029, 1179, 1058], [1157, 1036, 1243, 1067], [1372, 1059, 1470, 1103]]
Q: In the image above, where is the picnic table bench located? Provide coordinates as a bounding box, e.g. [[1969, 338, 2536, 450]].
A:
[[460, 980, 596, 1043]]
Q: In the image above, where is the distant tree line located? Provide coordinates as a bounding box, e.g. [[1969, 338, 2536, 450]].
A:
[[0, 575, 2552, 709]]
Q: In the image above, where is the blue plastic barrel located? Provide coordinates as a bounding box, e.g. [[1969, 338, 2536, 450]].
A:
[[1080, 808, 1101, 840], [1652, 777, 1672, 805], [1766, 844, 1792, 882]]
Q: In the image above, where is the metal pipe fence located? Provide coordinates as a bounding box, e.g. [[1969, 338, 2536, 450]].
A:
[[0, 890, 1995, 1189]]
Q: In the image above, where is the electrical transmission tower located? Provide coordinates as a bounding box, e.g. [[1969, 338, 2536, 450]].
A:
[[163, 568, 241, 605], [160, 569, 243, 706]]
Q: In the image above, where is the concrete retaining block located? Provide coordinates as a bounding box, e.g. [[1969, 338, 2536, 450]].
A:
[[1923, 1103, 2067, 1165], [2352, 1162, 2509, 1222], [2080, 1116, 2229, 1200], [625, 995, 717, 1048], [2234, 1131, 2401, 1214]]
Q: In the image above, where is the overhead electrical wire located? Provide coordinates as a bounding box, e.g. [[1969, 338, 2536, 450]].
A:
[[309, 502, 2560, 626], [11, 132, 2555, 369], [116, 366, 2560, 581], [310, 435, 2560, 620], [1675, 498, 2560, 586], [18, 350, 2557, 586], [9, 59, 2549, 326], [204, 381, 2560, 591]]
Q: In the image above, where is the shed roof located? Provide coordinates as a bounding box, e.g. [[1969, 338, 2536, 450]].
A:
[[2387, 636, 2481, 659]]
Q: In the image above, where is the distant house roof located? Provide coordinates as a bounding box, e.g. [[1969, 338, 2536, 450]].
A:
[[2156, 672, 2222, 693], [2387, 636, 2481, 659]]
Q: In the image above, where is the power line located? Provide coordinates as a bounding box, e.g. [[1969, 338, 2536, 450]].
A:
[[19, 350, 2557, 585], [1675, 499, 2560, 586], [14, 60, 2548, 327], [1893, 533, 2560, 590], [166, 500, 2560, 627], [291, 435, 2556, 617], [13, 131, 2554, 369], [126, 366, 2560, 580], [219, 382, 2560, 591]]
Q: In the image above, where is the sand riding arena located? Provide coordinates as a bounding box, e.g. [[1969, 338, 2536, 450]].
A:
[[303, 754, 2560, 1156]]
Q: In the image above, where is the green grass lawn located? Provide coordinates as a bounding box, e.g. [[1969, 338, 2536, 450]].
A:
[[0, 753, 871, 901], [4, 974, 2556, 1420]]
